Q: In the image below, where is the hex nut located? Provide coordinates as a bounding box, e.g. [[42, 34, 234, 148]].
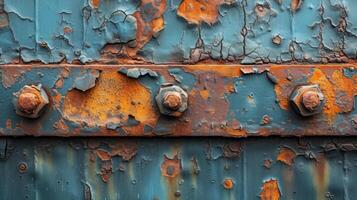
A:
[[290, 84, 325, 117], [163, 91, 182, 111], [156, 84, 188, 117], [13, 84, 49, 118]]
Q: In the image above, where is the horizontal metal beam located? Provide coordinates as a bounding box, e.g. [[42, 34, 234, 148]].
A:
[[0, 64, 356, 137]]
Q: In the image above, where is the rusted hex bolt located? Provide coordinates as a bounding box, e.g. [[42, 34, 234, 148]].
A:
[[163, 91, 182, 111], [13, 84, 49, 118], [290, 84, 325, 117], [156, 84, 188, 117]]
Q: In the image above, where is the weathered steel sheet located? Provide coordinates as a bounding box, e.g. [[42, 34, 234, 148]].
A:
[[1, 137, 357, 199], [0, 65, 356, 137], [0, 0, 356, 64]]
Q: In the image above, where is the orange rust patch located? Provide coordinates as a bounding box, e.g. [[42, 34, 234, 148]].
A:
[[277, 147, 296, 166], [53, 119, 69, 133], [199, 89, 210, 100], [90, 0, 100, 8], [223, 178, 234, 189], [51, 91, 63, 109], [185, 65, 242, 77], [96, 149, 111, 161], [291, 0, 302, 12], [123, 0, 166, 57], [225, 127, 247, 137], [63, 26, 72, 34], [108, 141, 137, 161], [260, 179, 281, 200], [177, 0, 234, 25], [62, 71, 158, 132], [151, 17, 164, 33], [160, 154, 182, 178], [308, 69, 356, 124], [225, 119, 247, 137]]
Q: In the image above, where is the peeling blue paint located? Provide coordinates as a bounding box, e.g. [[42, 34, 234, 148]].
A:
[[0, 0, 356, 64]]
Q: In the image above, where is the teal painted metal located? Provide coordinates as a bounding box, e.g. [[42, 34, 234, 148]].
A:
[[0, 0, 356, 64], [1, 137, 357, 199]]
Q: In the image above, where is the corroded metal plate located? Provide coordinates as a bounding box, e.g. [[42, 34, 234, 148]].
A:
[[1, 65, 356, 137]]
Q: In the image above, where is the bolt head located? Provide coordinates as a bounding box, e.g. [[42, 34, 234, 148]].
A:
[[302, 90, 321, 111], [163, 92, 182, 111], [18, 92, 41, 114], [156, 84, 188, 117], [290, 84, 325, 117], [13, 84, 49, 118]]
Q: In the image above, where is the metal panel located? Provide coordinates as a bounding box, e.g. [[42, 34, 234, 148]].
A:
[[0, 0, 356, 64], [0, 65, 356, 137], [1, 137, 357, 200]]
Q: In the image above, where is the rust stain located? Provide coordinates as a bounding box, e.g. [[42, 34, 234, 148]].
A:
[[63, 26, 72, 34], [185, 65, 242, 77], [1, 68, 27, 88], [187, 68, 246, 137], [62, 71, 158, 133], [108, 141, 137, 161], [255, 4, 270, 18], [308, 68, 356, 124], [54, 78, 64, 89], [177, 0, 234, 25], [277, 147, 296, 166], [199, 89, 209, 100], [225, 119, 247, 137], [90, 0, 100, 8], [264, 159, 273, 169], [260, 179, 281, 200], [51, 91, 63, 109], [5, 119, 11, 129], [160, 154, 182, 178], [123, 0, 166, 57], [151, 17, 164, 33], [223, 178, 234, 189], [222, 142, 243, 158], [99, 160, 112, 183], [96, 149, 111, 161], [313, 154, 329, 200], [92, 141, 137, 182], [290, 0, 302, 12], [53, 119, 69, 133], [54, 67, 69, 89]]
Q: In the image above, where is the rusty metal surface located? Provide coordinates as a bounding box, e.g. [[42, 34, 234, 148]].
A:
[[1, 137, 357, 199], [0, 64, 356, 137], [0, 0, 356, 64], [1, 0, 357, 199]]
